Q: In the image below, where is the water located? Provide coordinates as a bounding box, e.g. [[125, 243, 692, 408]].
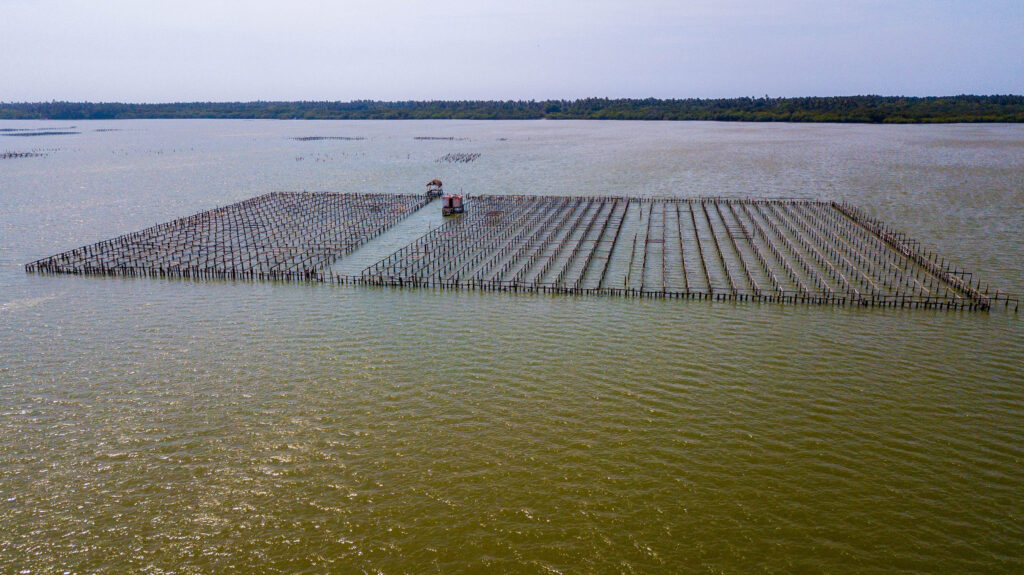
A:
[[1, 120, 1022, 573]]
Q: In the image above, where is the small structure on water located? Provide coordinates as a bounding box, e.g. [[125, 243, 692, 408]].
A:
[[442, 193, 465, 216], [426, 179, 444, 198]]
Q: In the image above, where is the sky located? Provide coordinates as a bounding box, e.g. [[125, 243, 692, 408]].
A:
[[1, 0, 1022, 102]]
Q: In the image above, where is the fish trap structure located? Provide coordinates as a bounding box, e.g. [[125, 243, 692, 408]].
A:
[[26, 192, 1016, 311], [355, 195, 1014, 311], [25, 192, 428, 281]]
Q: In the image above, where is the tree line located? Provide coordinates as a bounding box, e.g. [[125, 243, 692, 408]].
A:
[[1, 96, 1021, 123]]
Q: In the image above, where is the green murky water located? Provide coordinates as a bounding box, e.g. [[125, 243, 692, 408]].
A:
[[1, 120, 1022, 573]]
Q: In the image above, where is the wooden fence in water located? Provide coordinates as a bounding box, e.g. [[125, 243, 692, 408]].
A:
[[25, 192, 1016, 311], [25, 192, 428, 280]]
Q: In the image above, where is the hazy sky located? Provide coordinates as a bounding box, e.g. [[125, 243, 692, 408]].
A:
[[2, 0, 1022, 102]]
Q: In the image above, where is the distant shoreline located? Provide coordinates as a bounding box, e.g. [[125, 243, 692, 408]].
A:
[[1, 96, 1022, 123]]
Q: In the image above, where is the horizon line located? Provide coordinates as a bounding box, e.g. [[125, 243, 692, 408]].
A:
[[3, 94, 1024, 105]]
